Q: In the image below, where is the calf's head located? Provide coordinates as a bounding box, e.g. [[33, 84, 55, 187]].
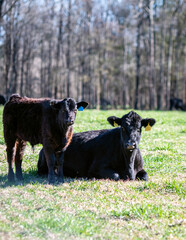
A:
[[107, 111, 156, 151], [50, 98, 88, 128]]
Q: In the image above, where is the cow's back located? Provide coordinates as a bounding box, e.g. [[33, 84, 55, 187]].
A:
[[63, 128, 120, 178], [3, 96, 49, 145]]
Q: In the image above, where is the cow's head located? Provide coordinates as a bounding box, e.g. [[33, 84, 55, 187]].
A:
[[107, 111, 156, 151], [176, 99, 183, 108], [50, 98, 88, 128]]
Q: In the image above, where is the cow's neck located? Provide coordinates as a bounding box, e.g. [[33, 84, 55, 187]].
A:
[[122, 147, 137, 180], [64, 126, 73, 150], [120, 133, 137, 180], [55, 126, 73, 152]]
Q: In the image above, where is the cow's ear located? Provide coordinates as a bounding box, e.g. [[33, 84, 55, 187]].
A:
[[50, 99, 61, 110], [141, 118, 156, 131], [77, 101, 89, 111], [107, 116, 122, 127]]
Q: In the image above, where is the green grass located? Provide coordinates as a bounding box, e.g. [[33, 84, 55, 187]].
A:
[[0, 107, 185, 239]]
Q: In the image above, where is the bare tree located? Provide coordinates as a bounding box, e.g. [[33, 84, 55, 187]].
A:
[[0, 0, 185, 109]]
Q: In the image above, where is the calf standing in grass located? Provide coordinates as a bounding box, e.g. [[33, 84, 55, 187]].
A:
[[3, 94, 88, 184], [38, 111, 156, 181]]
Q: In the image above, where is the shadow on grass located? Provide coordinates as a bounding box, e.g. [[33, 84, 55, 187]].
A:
[[0, 170, 77, 188]]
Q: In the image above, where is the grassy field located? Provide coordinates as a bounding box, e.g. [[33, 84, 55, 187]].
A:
[[0, 106, 185, 240]]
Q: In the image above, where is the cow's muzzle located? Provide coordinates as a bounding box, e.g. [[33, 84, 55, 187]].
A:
[[126, 142, 136, 150], [67, 120, 74, 126]]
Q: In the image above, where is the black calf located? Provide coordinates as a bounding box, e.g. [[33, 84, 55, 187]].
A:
[[3, 94, 88, 184]]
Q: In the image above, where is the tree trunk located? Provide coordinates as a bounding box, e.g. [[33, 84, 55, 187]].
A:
[[0, 0, 4, 18], [149, 0, 156, 109], [135, 0, 143, 109], [47, 39, 52, 97], [66, 0, 71, 97], [4, 18, 11, 98], [20, 34, 27, 96], [157, 0, 166, 110], [97, 50, 101, 110], [166, 25, 173, 109], [40, 39, 45, 97], [123, 32, 129, 109], [54, 3, 63, 99]]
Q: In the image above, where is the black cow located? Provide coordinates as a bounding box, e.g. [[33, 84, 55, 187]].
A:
[[0, 95, 6, 105], [170, 98, 186, 111], [38, 111, 156, 181], [3, 94, 88, 184]]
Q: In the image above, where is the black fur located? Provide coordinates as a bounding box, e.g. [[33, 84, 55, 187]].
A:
[[3, 94, 88, 184], [170, 98, 186, 111], [0, 95, 6, 105], [38, 111, 156, 181]]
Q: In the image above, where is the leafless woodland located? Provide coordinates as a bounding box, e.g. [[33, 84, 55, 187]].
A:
[[0, 0, 185, 109]]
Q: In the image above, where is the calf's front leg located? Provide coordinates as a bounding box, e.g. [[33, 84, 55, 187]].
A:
[[43, 147, 56, 184], [55, 151, 65, 183]]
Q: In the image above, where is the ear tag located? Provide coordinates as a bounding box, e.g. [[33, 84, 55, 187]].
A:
[[145, 123, 151, 131], [78, 106, 84, 111], [114, 121, 119, 127]]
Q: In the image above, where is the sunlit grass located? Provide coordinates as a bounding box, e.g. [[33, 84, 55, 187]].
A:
[[0, 106, 185, 239]]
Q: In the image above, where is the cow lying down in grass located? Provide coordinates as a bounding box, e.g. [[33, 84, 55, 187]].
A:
[[3, 94, 88, 184], [38, 111, 156, 181]]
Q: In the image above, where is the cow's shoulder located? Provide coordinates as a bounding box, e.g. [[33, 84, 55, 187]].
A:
[[71, 128, 120, 150]]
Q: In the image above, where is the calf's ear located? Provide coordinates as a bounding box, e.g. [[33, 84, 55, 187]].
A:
[[77, 101, 89, 111], [50, 99, 61, 110], [107, 116, 122, 127], [141, 118, 156, 131]]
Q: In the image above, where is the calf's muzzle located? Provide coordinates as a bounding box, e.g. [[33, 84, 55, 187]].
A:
[[67, 120, 74, 126]]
